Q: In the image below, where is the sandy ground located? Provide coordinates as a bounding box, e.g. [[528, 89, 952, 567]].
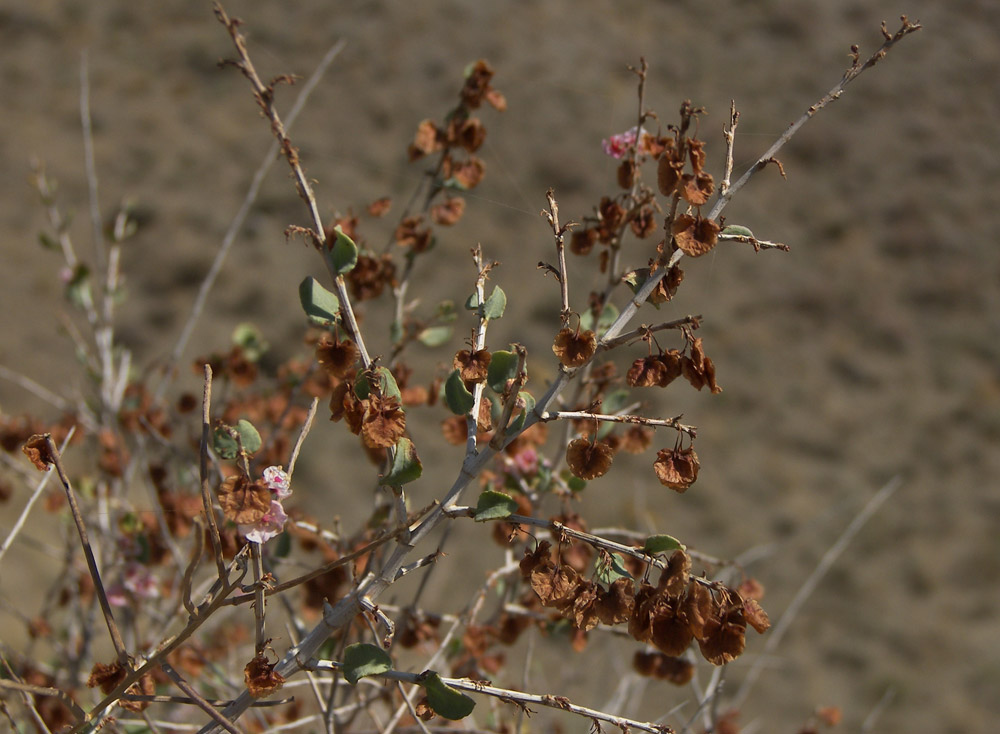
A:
[[1, 1, 999, 732]]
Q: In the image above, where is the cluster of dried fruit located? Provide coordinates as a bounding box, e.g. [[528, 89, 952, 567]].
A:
[[520, 541, 769, 672]]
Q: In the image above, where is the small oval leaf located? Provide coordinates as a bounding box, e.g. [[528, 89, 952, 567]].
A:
[[329, 226, 359, 275], [464, 291, 480, 310], [580, 302, 619, 334], [486, 350, 519, 393], [418, 671, 475, 721], [473, 490, 519, 522], [444, 369, 475, 415], [343, 643, 392, 686], [595, 553, 632, 586], [355, 367, 403, 402], [236, 419, 262, 455], [212, 425, 238, 460], [721, 225, 755, 238], [508, 391, 535, 433], [417, 325, 453, 348], [482, 286, 507, 320], [642, 534, 686, 554], [299, 276, 340, 325], [381, 437, 422, 488]]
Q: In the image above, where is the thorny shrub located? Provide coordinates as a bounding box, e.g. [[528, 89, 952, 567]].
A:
[[0, 6, 920, 734]]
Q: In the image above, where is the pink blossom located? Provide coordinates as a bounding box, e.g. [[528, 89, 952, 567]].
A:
[[263, 465, 291, 499], [108, 562, 159, 607], [242, 499, 288, 544], [601, 126, 649, 159], [511, 446, 539, 477]]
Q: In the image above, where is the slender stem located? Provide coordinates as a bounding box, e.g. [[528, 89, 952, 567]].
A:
[[0, 428, 74, 567], [43, 434, 128, 666], [732, 476, 902, 709], [161, 663, 245, 734], [155, 39, 346, 401], [199, 365, 227, 582]]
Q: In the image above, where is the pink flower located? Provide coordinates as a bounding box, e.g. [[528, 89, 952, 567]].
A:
[[242, 499, 288, 544], [601, 126, 649, 159], [263, 465, 291, 499], [511, 446, 540, 477], [108, 562, 159, 607]]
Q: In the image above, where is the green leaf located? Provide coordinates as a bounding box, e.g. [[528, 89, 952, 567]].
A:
[[390, 319, 403, 347], [212, 425, 238, 460], [299, 276, 340, 326], [417, 325, 453, 348], [487, 349, 519, 393], [473, 490, 519, 522], [482, 286, 507, 320], [567, 475, 587, 493], [354, 367, 402, 402], [444, 369, 475, 415], [231, 322, 269, 362], [236, 419, 262, 455], [508, 391, 535, 433], [381, 438, 422, 488], [329, 225, 359, 275], [721, 224, 755, 238], [595, 553, 632, 585], [597, 388, 631, 440], [580, 302, 619, 334], [342, 643, 392, 686], [464, 291, 481, 310], [417, 671, 476, 721], [642, 534, 686, 554], [622, 269, 661, 310]]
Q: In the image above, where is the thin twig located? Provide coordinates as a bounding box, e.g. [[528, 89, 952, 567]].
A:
[[709, 17, 921, 218], [287, 397, 319, 480], [542, 189, 572, 325], [156, 38, 347, 400], [161, 663, 246, 734], [43, 434, 128, 665], [79, 50, 105, 274], [541, 409, 697, 438], [315, 664, 675, 734], [199, 365, 227, 581], [732, 476, 903, 709], [0, 428, 74, 568], [719, 101, 739, 197], [214, 4, 371, 369]]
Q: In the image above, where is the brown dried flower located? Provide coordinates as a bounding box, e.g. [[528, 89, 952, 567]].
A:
[[633, 651, 695, 686], [22, 434, 54, 472], [367, 197, 392, 217], [680, 171, 715, 206], [672, 214, 720, 258], [565, 438, 614, 480], [698, 605, 747, 665], [315, 334, 359, 380], [244, 653, 285, 698], [217, 473, 271, 525], [653, 447, 700, 492], [408, 119, 444, 161], [454, 349, 492, 384], [431, 196, 466, 226], [552, 328, 597, 368], [361, 394, 407, 449]]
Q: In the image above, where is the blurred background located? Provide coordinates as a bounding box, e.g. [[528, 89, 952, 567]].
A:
[[1, 1, 998, 732]]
